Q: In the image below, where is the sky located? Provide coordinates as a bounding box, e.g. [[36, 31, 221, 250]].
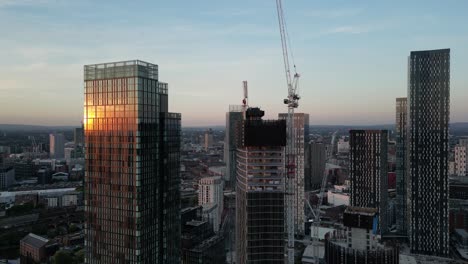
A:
[[0, 0, 467, 127]]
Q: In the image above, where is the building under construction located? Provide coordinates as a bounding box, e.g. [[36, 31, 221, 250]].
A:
[[279, 113, 309, 235], [235, 107, 286, 264]]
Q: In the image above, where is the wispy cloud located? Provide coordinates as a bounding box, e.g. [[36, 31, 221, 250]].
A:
[[201, 8, 257, 17], [304, 8, 364, 19], [327, 25, 373, 34], [0, 0, 51, 7]]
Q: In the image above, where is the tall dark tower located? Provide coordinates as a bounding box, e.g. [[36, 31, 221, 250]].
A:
[[83, 60, 181, 263], [408, 49, 450, 257], [349, 130, 388, 234], [395, 97, 407, 235]]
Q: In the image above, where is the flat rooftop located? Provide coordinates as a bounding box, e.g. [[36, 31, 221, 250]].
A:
[[186, 220, 206, 227], [455, 228, 468, 239], [84, 60, 158, 81], [21, 233, 49, 248], [345, 206, 378, 216]]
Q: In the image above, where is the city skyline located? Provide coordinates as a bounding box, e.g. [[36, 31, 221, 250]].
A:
[[1, 0, 468, 126], [1, 1, 467, 263]]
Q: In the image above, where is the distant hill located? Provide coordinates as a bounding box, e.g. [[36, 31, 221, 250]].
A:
[[309, 124, 395, 130], [0, 124, 77, 132], [451, 122, 468, 129], [2, 122, 467, 133], [183, 126, 225, 131], [309, 122, 468, 134]]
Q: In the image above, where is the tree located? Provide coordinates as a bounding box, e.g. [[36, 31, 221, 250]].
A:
[[52, 250, 74, 264], [74, 249, 85, 264], [32, 223, 48, 236], [47, 229, 58, 238], [6, 202, 34, 216], [68, 224, 79, 233]]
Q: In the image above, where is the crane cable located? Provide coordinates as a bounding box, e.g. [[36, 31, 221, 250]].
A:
[[281, 5, 297, 76]]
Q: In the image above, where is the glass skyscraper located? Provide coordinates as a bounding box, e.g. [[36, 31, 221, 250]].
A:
[[407, 49, 450, 256], [83, 60, 181, 263], [395, 97, 407, 235], [307, 141, 326, 191], [349, 130, 388, 234]]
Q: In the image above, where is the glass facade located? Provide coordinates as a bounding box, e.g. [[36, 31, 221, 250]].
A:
[[395, 97, 407, 235], [349, 130, 388, 233], [307, 142, 326, 191], [408, 49, 450, 257], [224, 106, 243, 187], [83, 60, 180, 264]]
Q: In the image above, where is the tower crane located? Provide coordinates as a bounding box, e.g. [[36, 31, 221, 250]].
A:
[[31, 136, 40, 156], [275, 1, 300, 263]]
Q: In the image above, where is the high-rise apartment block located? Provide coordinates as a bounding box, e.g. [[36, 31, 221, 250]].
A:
[[75, 126, 84, 146], [236, 107, 286, 264], [307, 141, 326, 191], [349, 130, 388, 233], [49, 133, 65, 159], [204, 129, 214, 151], [198, 176, 224, 232], [279, 113, 309, 235], [83, 60, 181, 263], [455, 139, 468, 176], [224, 105, 243, 186], [407, 49, 450, 256], [395, 97, 407, 235]]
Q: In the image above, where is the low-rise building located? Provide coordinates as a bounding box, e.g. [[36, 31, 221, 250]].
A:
[[181, 206, 226, 264], [327, 185, 350, 207], [454, 229, 468, 261], [324, 207, 399, 264], [0, 166, 15, 190], [43, 192, 79, 208], [202, 203, 219, 233], [62, 193, 78, 207], [37, 167, 52, 185], [70, 165, 84, 181], [449, 176, 468, 232], [0, 188, 76, 205], [15, 194, 39, 206], [52, 172, 69, 181], [337, 138, 350, 154], [45, 197, 59, 208], [20, 233, 58, 263], [183, 235, 225, 264]]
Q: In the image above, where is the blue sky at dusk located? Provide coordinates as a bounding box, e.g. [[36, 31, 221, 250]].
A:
[[0, 0, 467, 126]]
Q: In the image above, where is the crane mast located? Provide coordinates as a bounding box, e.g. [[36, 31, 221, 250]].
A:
[[276, 1, 300, 263], [242, 81, 248, 109]]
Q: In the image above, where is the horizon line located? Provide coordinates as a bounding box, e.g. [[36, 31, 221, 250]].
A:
[[2, 122, 468, 129]]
